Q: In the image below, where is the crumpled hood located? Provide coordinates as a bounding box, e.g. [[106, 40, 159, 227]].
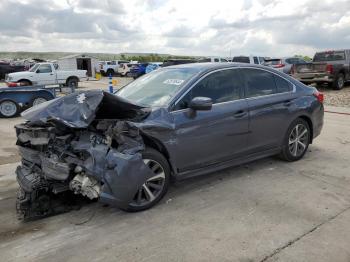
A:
[[21, 90, 150, 128]]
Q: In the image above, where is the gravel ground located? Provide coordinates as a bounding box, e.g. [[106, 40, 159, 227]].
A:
[[312, 83, 350, 107]]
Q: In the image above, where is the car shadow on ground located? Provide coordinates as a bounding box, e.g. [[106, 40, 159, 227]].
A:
[[0, 144, 332, 242]]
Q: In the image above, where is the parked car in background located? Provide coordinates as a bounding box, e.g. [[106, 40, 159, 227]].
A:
[[0, 61, 28, 80], [197, 57, 229, 63], [145, 62, 163, 74], [117, 63, 133, 76], [232, 55, 265, 65], [5, 63, 87, 87], [128, 63, 149, 79], [15, 63, 324, 219], [0, 86, 55, 118], [162, 59, 197, 67], [100, 60, 130, 76], [291, 50, 350, 90], [264, 57, 308, 75]]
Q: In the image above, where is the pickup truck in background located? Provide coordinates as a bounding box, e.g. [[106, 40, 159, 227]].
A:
[[99, 60, 130, 76], [5, 63, 87, 87], [291, 49, 350, 90]]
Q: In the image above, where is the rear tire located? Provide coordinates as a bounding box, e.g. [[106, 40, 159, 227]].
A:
[[66, 77, 78, 88], [332, 73, 345, 90], [279, 118, 310, 162], [121, 148, 170, 212], [0, 99, 19, 118]]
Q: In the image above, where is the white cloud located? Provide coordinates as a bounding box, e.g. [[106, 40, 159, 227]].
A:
[[0, 0, 349, 57]]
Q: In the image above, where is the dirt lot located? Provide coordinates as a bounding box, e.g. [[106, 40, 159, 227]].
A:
[[0, 105, 350, 261]]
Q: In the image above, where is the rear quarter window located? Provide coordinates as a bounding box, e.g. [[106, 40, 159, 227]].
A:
[[273, 75, 293, 93]]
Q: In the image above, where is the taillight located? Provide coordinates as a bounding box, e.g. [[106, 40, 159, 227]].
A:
[[313, 90, 324, 103], [274, 63, 285, 68], [326, 64, 333, 74]]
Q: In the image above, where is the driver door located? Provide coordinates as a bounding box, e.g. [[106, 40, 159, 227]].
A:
[[170, 68, 250, 173], [36, 64, 56, 85]]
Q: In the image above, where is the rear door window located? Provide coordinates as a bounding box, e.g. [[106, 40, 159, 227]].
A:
[[241, 69, 277, 98], [175, 69, 242, 110]]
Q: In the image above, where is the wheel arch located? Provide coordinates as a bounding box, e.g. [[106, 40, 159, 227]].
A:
[[297, 115, 313, 144], [66, 76, 79, 85], [338, 69, 346, 76], [17, 79, 32, 85], [141, 134, 176, 175]]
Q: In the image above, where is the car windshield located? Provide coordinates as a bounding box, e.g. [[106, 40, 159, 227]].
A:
[[117, 68, 200, 107], [29, 64, 40, 72], [313, 51, 346, 62]]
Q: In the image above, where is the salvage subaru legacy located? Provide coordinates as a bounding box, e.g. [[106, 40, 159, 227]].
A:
[[15, 63, 324, 220]]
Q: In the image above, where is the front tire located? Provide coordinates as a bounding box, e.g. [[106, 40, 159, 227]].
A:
[[18, 80, 31, 86], [279, 118, 310, 162], [121, 148, 170, 212]]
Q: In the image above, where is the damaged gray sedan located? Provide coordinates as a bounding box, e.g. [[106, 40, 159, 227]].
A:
[[15, 63, 324, 220]]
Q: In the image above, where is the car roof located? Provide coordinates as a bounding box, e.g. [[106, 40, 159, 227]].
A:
[[164, 62, 269, 73]]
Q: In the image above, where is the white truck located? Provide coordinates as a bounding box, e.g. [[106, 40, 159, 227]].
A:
[[5, 63, 88, 87], [99, 60, 130, 76]]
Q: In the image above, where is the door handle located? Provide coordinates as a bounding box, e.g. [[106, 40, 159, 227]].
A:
[[283, 100, 292, 107], [233, 110, 247, 118]]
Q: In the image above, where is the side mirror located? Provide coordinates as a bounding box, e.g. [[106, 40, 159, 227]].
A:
[[189, 97, 213, 111], [186, 97, 212, 118], [36, 70, 40, 73]]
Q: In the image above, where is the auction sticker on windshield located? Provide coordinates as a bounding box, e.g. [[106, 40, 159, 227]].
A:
[[163, 79, 184, 85]]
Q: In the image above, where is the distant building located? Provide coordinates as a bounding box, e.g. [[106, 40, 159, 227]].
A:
[[57, 53, 98, 77]]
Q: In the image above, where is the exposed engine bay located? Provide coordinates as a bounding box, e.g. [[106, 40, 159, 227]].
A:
[[15, 90, 162, 221]]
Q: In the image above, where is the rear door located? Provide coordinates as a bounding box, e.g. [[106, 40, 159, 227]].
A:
[[241, 68, 295, 153], [171, 68, 250, 172], [35, 64, 56, 85]]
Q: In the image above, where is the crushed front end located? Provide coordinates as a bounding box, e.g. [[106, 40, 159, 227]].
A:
[[15, 91, 154, 221]]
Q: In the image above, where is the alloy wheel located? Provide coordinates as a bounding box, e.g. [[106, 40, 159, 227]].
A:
[[288, 124, 309, 157], [130, 159, 166, 207], [0, 101, 17, 117]]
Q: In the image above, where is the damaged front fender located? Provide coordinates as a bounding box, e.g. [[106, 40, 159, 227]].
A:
[[15, 91, 167, 220]]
